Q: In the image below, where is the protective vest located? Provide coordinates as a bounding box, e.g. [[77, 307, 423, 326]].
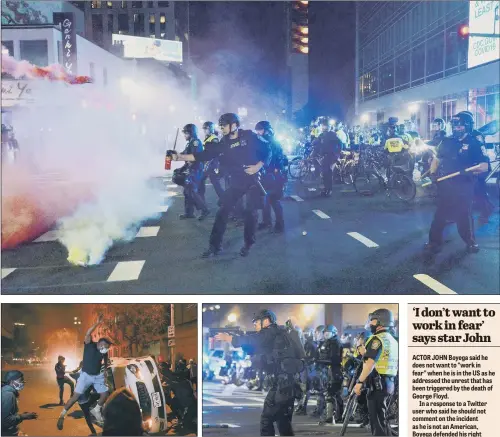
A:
[[384, 137, 407, 153], [204, 134, 218, 145], [368, 331, 398, 376]]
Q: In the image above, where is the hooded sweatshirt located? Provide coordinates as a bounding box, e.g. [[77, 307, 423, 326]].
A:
[[1, 384, 21, 435]]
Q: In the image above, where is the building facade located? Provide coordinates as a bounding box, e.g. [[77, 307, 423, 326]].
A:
[[74, 1, 176, 50], [355, 1, 499, 137]]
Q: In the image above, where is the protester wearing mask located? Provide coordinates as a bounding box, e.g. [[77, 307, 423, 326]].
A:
[[57, 314, 112, 430], [1, 370, 38, 436]]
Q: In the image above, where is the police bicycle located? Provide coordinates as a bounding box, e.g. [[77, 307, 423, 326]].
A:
[[353, 145, 416, 202], [288, 141, 313, 180], [333, 150, 358, 185], [340, 358, 368, 436]]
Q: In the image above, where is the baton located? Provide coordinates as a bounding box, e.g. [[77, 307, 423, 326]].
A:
[[164, 128, 180, 169], [421, 164, 482, 187], [254, 174, 268, 196]]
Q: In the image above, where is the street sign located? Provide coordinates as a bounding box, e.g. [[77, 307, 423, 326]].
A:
[[168, 339, 175, 347], [168, 326, 175, 338]]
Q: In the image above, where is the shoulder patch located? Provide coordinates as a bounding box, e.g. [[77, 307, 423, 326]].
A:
[[370, 339, 381, 350]]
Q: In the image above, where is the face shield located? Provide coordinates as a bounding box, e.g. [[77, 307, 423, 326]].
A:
[[451, 119, 467, 138], [365, 314, 379, 334], [323, 331, 333, 340]]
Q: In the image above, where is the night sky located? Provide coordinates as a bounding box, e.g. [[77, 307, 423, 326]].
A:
[[188, 1, 356, 120]]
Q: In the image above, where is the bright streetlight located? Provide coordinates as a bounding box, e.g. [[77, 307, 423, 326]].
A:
[[302, 304, 317, 319], [227, 313, 237, 323], [215, 305, 221, 310], [361, 113, 369, 122], [408, 103, 419, 113]]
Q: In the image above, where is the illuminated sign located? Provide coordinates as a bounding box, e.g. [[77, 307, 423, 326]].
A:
[[467, 1, 500, 69], [112, 34, 182, 63]]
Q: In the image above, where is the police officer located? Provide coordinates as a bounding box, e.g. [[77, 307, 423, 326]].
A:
[[312, 118, 342, 197], [425, 112, 489, 254], [428, 118, 447, 147], [310, 325, 326, 417], [295, 328, 316, 415], [168, 113, 270, 257], [174, 124, 210, 221], [255, 121, 288, 233], [317, 325, 343, 425], [215, 309, 304, 436], [354, 309, 398, 436], [199, 121, 225, 200]]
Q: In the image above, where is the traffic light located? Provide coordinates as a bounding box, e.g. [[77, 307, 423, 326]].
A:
[[292, 1, 309, 54], [458, 24, 470, 39]]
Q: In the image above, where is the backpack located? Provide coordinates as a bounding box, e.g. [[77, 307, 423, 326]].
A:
[[272, 326, 306, 374]]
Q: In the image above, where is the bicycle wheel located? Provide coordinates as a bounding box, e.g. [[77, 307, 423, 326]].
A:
[[354, 170, 382, 196], [288, 157, 303, 180], [340, 393, 358, 436], [390, 173, 416, 201], [343, 161, 355, 185], [386, 395, 399, 435]]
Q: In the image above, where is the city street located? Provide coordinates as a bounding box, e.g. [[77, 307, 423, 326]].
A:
[[2, 177, 499, 294], [203, 381, 372, 436], [1, 366, 102, 436]]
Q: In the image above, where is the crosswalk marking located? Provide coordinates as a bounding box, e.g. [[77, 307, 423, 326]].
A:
[[414, 274, 457, 295], [347, 232, 379, 248], [1, 268, 16, 279], [135, 226, 160, 238], [106, 260, 145, 282], [312, 209, 330, 219], [290, 195, 304, 202], [34, 230, 59, 243]]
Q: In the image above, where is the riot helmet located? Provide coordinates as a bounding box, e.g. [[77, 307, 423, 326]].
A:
[[451, 111, 474, 138], [432, 118, 445, 132], [315, 324, 325, 341], [182, 124, 198, 139], [304, 327, 314, 341], [323, 324, 338, 340], [255, 120, 275, 138], [366, 308, 395, 334], [218, 113, 240, 136], [252, 309, 277, 327], [203, 121, 215, 134]]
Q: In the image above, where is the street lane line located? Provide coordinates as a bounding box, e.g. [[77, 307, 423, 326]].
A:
[[156, 205, 169, 213], [202, 397, 235, 406], [413, 274, 457, 295], [347, 232, 379, 248], [107, 260, 145, 282], [312, 209, 330, 219], [290, 195, 304, 202], [34, 230, 59, 243], [1, 268, 16, 279], [135, 226, 160, 238]]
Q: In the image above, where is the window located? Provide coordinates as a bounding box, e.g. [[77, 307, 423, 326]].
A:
[[427, 103, 435, 138], [379, 60, 394, 93], [108, 14, 114, 33], [118, 14, 128, 33], [469, 91, 500, 127], [57, 40, 62, 63], [92, 14, 104, 44], [360, 70, 377, 99], [445, 30, 459, 72], [411, 43, 425, 84], [20, 40, 48, 66], [89, 62, 95, 80], [425, 32, 444, 79], [133, 13, 144, 35], [149, 13, 155, 23], [91, 1, 101, 8], [121, 1, 127, 7], [148, 1, 154, 7], [132, 1, 143, 7], [149, 13, 155, 34], [160, 13, 166, 32], [158, 1, 169, 7], [1, 41, 14, 56], [395, 51, 411, 88], [103, 68, 108, 86], [441, 100, 457, 124]]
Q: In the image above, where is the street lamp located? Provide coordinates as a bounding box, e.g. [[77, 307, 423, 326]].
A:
[[302, 304, 316, 320], [361, 113, 369, 123], [227, 313, 237, 323], [215, 305, 221, 310], [202, 307, 207, 312]]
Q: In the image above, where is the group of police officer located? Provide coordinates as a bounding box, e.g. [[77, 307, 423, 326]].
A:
[[167, 113, 288, 258], [215, 308, 398, 436]]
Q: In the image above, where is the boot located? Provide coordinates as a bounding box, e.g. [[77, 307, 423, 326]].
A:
[[202, 246, 222, 258]]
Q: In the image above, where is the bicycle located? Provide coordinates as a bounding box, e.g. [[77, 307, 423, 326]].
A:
[[333, 150, 358, 185], [354, 149, 416, 202], [484, 144, 500, 192]]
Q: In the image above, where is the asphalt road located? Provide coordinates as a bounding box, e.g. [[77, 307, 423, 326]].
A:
[[202, 381, 372, 436], [2, 176, 499, 294]]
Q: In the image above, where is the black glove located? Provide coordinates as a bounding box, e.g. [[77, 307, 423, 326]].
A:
[[166, 150, 177, 158]]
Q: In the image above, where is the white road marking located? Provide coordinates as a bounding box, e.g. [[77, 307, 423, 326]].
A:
[[202, 397, 235, 406], [135, 226, 160, 238], [107, 260, 145, 282], [312, 209, 330, 219], [34, 230, 59, 242], [290, 195, 304, 202], [160, 191, 178, 197], [156, 205, 169, 213], [414, 274, 457, 295], [166, 184, 178, 188], [1, 268, 16, 279], [347, 232, 379, 248]]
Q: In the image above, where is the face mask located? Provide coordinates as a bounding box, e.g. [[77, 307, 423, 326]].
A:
[[12, 381, 25, 391], [370, 325, 378, 334], [99, 347, 109, 354]]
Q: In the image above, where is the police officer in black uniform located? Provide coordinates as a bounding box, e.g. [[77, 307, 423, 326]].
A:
[[310, 325, 326, 417], [425, 112, 489, 254], [255, 121, 288, 233], [317, 324, 343, 425], [173, 124, 210, 221], [168, 113, 270, 257], [295, 327, 316, 415], [199, 121, 225, 201], [312, 117, 342, 197], [215, 309, 305, 436], [354, 309, 398, 436]]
